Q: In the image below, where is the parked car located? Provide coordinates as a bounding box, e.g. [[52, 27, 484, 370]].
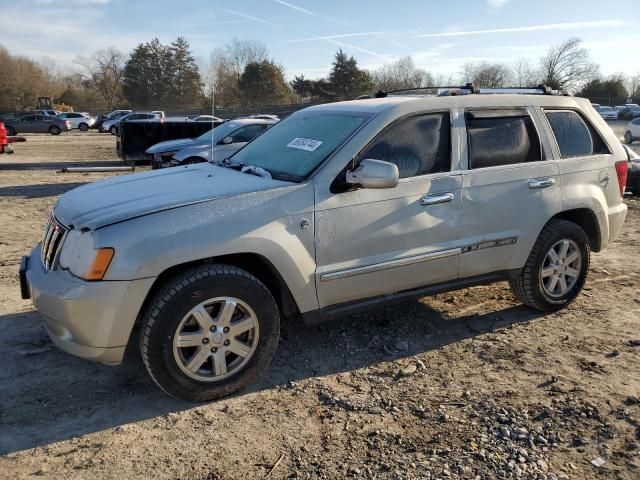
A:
[[616, 104, 640, 120], [20, 89, 628, 401], [56, 112, 96, 131], [96, 110, 132, 132], [32, 109, 61, 117], [103, 112, 162, 135], [624, 117, 640, 145], [4, 114, 71, 135], [168, 118, 277, 168], [190, 115, 224, 122], [590, 103, 601, 110], [623, 144, 640, 196], [596, 106, 618, 120]]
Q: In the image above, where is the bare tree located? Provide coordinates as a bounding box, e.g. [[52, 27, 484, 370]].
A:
[[75, 48, 125, 110], [511, 58, 539, 87], [225, 39, 268, 80], [461, 61, 512, 88], [372, 56, 434, 91], [539, 38, 599, 93], [626, 72, 640, 98]]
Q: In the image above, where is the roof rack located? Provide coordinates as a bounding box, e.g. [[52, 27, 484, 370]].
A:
[[373, 84, 561, 98]]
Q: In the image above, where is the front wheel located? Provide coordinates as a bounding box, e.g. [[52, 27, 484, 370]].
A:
[[6, 126, 16, 136], [110, 125, 118, 135], [510, 219, 590, 312], [140, 264, 281, 402], [49, 126, 61, 135], [78, 123, 89, 132], [624, 131, 633, 144]]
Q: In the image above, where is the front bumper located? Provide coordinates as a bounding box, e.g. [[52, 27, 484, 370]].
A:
[[21, 245, 155, 365]]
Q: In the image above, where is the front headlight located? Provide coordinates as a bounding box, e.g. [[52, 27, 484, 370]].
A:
[[58, 229, 115, 280]]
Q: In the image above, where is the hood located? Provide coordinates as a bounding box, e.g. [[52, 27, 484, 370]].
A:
[[54, 163, 292, 230], [145, 137, 200, 154]]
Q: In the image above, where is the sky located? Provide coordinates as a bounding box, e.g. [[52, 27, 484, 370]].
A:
[[1, 0, 639, 80]]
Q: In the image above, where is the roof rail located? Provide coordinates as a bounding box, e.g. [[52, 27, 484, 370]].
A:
[[374, 84, 561, 98]]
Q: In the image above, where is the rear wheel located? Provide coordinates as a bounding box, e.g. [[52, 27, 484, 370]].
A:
[[624, 131, 633, 144], [510, 219, 590, 312], [49, 126, 61, 135], [140, 264, 280, 402], [78, 123, 89, 132]]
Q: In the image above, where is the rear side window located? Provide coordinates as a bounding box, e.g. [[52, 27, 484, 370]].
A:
[[466, 110, 542, 169], [545, 110, 610, 158], [358, 112, 451, 178]]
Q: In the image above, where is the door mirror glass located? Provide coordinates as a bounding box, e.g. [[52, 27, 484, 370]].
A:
[[221, 136, 233, 145], [345, 159, 399, 189]]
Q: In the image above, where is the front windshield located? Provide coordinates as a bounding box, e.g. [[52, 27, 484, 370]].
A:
[[196, 121, 238, 142], [228, 110, 371, 181]]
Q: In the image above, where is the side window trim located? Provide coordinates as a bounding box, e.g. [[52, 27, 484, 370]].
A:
[[354, 109, 454, 180], [464, 107, 544, 170], [541, 107, 612, 159]]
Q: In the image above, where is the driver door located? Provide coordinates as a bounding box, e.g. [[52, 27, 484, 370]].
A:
[[314, 111, 462, 308]]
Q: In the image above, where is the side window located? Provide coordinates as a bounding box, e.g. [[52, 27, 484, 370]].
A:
[[58, 113, 67, 119], [70, 113, 81, 118], [21, 116, 34, 121], [466, 110, 542, 169], [545, 110, 610, 158], [358, 112, 451, 179], [231, 125, 266, 143]]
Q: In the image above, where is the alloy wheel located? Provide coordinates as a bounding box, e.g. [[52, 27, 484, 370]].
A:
[[539, 239, 582, 298]]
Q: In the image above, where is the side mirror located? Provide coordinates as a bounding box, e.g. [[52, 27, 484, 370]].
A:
[[221, 136, 233, 145], [345, 159, 399, 189]]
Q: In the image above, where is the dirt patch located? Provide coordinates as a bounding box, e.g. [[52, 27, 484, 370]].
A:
[[0, 129, 639, 480]]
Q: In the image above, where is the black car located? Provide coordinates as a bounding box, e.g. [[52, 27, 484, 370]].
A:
[[624, 144, 640, 196], [617, 105, 640, 120]]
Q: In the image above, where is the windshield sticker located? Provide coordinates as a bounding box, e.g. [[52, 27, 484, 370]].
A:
[[287, 137, 323, 152]]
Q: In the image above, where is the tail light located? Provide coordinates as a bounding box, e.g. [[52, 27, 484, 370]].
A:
[[615, 160, 628, 197], [66, 120, 71, 128]]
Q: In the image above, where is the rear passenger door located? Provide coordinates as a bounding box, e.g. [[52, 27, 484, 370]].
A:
[[459, 108, 560, 278]]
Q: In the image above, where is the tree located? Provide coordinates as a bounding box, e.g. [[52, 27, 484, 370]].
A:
[[290, 74, 314, 99], [372, 56, 434, 92], [578, 76, 628, 102], [226, 38, 268, 80], [461, 61, 512, 88], [328, 49, 374, 100], [511, 58, 540, 87], [238, 60, 291, 107], [168, 37, 203, 108], [626, 73, 640, 99], [75, 48, 125, 110], [540, 38, 599, 93]]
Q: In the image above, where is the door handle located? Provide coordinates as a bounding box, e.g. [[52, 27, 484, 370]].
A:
[[420, 192, 454, 206], [529, 178, 555, 189]]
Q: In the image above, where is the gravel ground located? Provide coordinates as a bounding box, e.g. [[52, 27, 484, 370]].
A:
[[0, 125, 639, 480]]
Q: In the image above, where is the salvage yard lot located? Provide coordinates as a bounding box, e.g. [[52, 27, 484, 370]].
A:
[[0, 126, 639, 480]]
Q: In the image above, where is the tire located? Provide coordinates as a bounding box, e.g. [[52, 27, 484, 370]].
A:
[[140, 264, 281, 402], [509, 219, 590, 312], [78, 123, 89, 132], [110, 125, 118, 135], [6, 126, 16, 136], [634, 179, 640, 197], [624, 131, 633, 145], [49, 126, 61, 135]]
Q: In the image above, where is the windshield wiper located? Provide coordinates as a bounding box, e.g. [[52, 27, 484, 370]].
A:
[[240, 165, 272, 179]]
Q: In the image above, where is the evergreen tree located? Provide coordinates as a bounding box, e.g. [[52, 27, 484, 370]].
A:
[[169, 37, 203, 108], [122, 42, 153, 108], [238, 60, 290, 107], [328, 49, 374, 100]]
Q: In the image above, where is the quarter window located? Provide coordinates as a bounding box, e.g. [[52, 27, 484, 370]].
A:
[[466, 109, 542, 169], [545, 110, 610, 158], [358, 113, 451, 179]]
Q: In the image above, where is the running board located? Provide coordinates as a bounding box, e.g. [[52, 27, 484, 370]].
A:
[[301, 272, 513, 325]]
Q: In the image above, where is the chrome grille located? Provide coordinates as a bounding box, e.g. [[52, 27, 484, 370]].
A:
[[40, 216, 68, 271]]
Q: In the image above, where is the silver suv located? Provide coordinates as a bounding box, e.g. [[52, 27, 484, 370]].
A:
[[20, 87, 628, 401]]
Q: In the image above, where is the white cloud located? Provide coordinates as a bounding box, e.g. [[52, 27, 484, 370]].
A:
[[487, 0, 510, 8], [414, 20, 627, 38]]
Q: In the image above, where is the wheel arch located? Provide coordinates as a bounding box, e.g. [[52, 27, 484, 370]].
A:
[[550, 208, 602, 251], [137, 253, 301, 327]]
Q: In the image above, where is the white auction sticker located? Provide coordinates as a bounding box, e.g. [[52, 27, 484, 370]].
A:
[[287, 137, 323, 152]]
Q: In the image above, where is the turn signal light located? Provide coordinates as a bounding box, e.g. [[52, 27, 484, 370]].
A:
[[84, 248, 114, 280], [615, 160, 628, 197]]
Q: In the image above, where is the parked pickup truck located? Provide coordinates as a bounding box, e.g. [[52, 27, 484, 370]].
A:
[[20, 87, 628, 401]]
